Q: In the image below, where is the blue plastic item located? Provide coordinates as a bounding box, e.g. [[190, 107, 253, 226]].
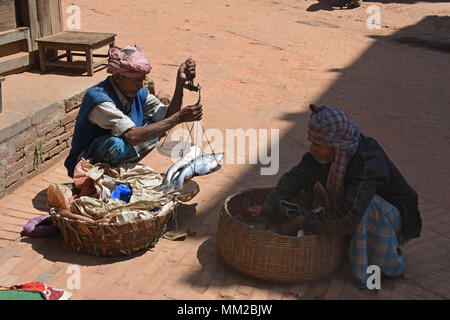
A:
[[111, 185, 133, 203]]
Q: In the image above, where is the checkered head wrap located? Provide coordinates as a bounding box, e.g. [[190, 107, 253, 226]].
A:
[[308, 105, 361, 210], [107, 44, 152, 78]]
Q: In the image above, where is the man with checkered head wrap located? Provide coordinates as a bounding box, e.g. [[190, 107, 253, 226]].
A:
[[65, 45, 202, 177], [259, 104, 422, 287]]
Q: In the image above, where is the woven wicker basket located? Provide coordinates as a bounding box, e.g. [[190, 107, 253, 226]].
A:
[[49, 184, 177, 257], [217, 188, 349, 283]]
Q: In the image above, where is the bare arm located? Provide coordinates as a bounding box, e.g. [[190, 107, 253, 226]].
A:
[[122, 113, 181, 146], [124, 58, 200, 146], [123, 104, 203, 146], [167, 58, 196, 117], [167, 81, 184, 118]]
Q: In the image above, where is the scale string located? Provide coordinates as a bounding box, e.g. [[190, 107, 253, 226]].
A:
[[158, 83, 218, 164]]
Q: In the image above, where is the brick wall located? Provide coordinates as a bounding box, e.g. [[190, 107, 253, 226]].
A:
[[0, 89, 86, 199]]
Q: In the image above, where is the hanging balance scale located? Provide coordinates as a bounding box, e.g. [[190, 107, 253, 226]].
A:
[[157, 79, 219, 225], [157, 78, 216, 159]]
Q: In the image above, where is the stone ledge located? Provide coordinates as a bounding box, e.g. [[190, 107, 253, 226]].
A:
[[0, 114, 32, 144], [31, 102, 64, 126], [0, 92, 83, 200]]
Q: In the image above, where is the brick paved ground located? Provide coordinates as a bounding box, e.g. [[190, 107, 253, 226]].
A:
[[0, 0, 449, 300]]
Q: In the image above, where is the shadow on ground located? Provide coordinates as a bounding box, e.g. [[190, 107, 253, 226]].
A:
[[307, 0, 450, 12], [307, 0, 354, 12], [32, 189, 49, 212], [27, 65, 108, 77], [19, 236, 147, 266], [181, 16, 450, 297], [21, 203, 198, 266], [19, 15, 448, 299]]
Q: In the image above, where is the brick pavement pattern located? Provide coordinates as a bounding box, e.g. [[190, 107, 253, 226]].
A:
[[0, 0, 449, 300]]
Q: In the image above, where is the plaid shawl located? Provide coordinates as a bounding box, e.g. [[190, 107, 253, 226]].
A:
[[107, 44, 152, 78], [349, 194, 406, 287], [308, 105, 360, 210]]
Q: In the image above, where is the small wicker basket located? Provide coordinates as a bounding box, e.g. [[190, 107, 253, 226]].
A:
[[49, 183, 178, 257], [217, 188, 349, 283]]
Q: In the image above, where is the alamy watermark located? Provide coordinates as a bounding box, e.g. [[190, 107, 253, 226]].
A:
[[169, 127, 280, 176], [366, 5, 381, 30], [66, 265, 81, 290], [66, 5, 81, 30], [366, 265, 381, 290]]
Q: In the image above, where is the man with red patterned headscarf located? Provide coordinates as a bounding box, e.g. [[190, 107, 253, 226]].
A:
[[259, 104, 422, 287], [65, 45, 202, 177]]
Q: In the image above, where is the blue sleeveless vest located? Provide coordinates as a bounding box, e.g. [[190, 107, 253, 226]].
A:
[[64, 77, 148, 177]]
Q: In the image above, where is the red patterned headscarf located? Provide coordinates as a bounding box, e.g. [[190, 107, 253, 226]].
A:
[[107, 44, 152, 78], [308, 105, 361, 210]]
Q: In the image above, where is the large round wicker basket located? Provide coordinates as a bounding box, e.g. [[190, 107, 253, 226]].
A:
[[50, 204, 176, 257], [49, 189, 178, 257], [217, 188, 349, 283]]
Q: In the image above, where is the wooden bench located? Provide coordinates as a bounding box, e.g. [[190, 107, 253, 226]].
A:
[[36, 31, 117, 76], [0, 27, 34, 76], [0, 76, 5, 113]]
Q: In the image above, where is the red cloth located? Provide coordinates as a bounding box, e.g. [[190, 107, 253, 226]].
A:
[[79, 178, 96, 197], [107, 45, 152, 78], [73, 159, 96, 196], [10, 282, 72, 300]]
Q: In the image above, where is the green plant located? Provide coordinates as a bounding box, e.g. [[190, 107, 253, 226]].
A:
[[34, 140, 44, 166]]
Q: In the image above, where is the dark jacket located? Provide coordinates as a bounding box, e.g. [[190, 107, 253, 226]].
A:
[[261, 134, 422, 241]]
